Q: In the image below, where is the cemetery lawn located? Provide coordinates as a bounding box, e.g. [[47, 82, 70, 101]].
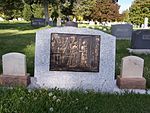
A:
[[0, 22, 150, 88], [0, 87, 150, 113], [0, 22, 150, 113]]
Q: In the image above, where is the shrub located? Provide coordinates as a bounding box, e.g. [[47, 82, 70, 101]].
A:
[[23, 4, 33, 21]]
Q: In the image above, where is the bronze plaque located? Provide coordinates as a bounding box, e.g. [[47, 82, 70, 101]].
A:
[[50, 33, 100, 72]]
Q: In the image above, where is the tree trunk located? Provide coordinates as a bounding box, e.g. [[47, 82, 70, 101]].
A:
[[43, 0, 49, 25]]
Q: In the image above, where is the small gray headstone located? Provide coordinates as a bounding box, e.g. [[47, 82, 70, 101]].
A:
[[131, 29, 150, 49], [31, 18, 46, 26], [111, 24, 133, 39]]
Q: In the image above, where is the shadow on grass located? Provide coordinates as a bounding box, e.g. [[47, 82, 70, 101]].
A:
[[0, 22, 41, 31]]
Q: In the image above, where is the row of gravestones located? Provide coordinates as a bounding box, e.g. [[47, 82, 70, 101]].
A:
[[111, 24, 150, 49], [0, 52, 146, 89], [0, 26, 146, 91], [31, 18, 150, 50], [31, 18, 78, 27]]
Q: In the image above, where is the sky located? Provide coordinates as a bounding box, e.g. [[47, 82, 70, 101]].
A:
[[118, 0, 135, 13]]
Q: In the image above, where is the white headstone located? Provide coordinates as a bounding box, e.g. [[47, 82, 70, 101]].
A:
[[0, 17, 4, 21], [2, 53, 26, 76], [73, 18, 76, 22], [144, 17, 148, 29], [49, 17, 52, 21], [121, 56, 144, 78], [57, 17, 61, 27], [89, 20, 95, 26]]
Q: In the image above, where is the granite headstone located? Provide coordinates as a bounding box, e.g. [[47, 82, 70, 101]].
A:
[[111, 24, 133, 39], [131, 29, 150, 49], [31, 18, 46, 26], [35, 27, 116, 92]]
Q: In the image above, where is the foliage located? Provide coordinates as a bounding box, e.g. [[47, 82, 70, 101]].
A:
[[73, 0, 96, 20], [0, 0, 24, 20], [129, 0, 150, 25], [23, 4, 33, 21], [32, 4, 44, 18], [91, 0, 121, 22], [61, 0, 74, 18], [122, 10, 130, 22]]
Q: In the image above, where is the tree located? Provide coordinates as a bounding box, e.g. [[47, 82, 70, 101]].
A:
[[32, 4, 44, 18], [91, 0, 120, 22], [122, 10, 129, 22], [23, 4, 32, 21], [129, 0, 150, 25], [61, 0, 74, 19], [73, 0, 96, 20], [23, 0, 63, 24], [0, 0, 24, 20]]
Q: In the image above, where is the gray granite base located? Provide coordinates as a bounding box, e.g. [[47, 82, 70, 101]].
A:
[[28, 77, 150, 94], [127, 48, 150, 54]]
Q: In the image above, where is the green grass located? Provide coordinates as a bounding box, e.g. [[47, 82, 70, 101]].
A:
[[0, 22, 150, 88], [0, 87, 150, 113], [0, 22, 50, 75]]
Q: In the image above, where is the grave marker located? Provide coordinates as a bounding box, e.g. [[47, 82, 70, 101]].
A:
[[35, 27, 116, 91], [111, 24, 133, 39], [117, 56, 146, 89], [131, 29, 150, 49], [0, 53, 30, 86]]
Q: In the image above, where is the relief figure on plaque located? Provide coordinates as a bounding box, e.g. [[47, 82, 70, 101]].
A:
[[80, 40, 88, 67], [67, 36, 79, 67]]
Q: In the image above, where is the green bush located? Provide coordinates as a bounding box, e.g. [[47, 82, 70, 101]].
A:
[[23, 4, 32, 21], [32, 4, 44, 18]]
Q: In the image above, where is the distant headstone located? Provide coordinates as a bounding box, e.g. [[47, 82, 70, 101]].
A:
[[65, 21, 78, 27], [0, 17, 4, 21], [111, 24, 133, 39], [73, 18, 76, 22], [117, 56, 146, 89], [131, 29, 150, 49], [0, 52, 30, 86], [96, 21, 100, 25], [144, 17, 148, 29], [35, 26, 116, 91], [31, 18, 45, 26], [49, 17, 52, 21], [57, 17, 61, 27], [89, 20, 95, 26], [18, 18, 23, 21]]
